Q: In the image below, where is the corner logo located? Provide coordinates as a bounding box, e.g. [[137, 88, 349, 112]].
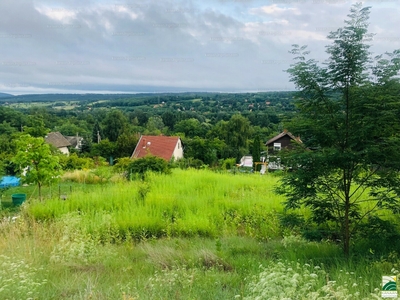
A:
[[382, 276, 397, 298]]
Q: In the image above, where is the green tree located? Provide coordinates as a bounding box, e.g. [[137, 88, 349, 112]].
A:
[[91, 139, 116, 160], [277, 4, 400, 256], [103, 110, 128, 142], [57, 121, 88, 136], [207, 115, 251, 160], [0, 106, 25, 130], [226, 114, 251, 161], [183, 137, 224, 166], [174, 118, 206, 138], [0, 121, 18, 135], [145, 116, 165, 135], [12, 134, 62, 200], [162, 111, 178, 131], [115, 131, 139, 158], [23, 115, 49, 137], [251, 135, 262, 171]]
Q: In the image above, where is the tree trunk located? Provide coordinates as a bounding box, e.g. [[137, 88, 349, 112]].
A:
[[38, 182, 42, 201], [343, 197, 350, 257], [343, 166, 351, 257]]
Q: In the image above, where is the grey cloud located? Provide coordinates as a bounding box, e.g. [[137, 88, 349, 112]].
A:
[[0, 0, 398, 94]]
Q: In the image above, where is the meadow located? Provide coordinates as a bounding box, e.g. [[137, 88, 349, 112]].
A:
[[0, 169, 397, 299]]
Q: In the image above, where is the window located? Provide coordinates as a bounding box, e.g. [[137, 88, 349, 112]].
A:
[[273, 142, 281, 151]]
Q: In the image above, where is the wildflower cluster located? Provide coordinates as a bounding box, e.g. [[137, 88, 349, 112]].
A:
[[50, 213, 99, 265], [281, 234, 307, 249], [0, 255, 47, 299], [244, 260, 383, 299], [146, 266, 197, 297]]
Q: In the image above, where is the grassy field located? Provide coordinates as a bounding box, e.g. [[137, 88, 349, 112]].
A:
[[0, 169, 396, 299]]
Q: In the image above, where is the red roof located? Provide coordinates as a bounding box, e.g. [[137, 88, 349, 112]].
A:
[[131, 135, 181, 161]]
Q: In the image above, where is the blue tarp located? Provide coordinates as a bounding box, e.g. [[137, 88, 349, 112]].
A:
[[0, 176, 20, 188]]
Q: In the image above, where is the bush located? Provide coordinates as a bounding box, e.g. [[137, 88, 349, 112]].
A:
[[175, 157, 204, 169], [126, 156, 171, 180], [221, 158, 236, 170], [113, 157, 131, 173], [279, 212, 305, 235], [59, 153, 94, 170], [354, 215, 400, 255]]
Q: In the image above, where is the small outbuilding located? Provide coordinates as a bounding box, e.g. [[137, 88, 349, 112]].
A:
[[239, 155, 253, 168]]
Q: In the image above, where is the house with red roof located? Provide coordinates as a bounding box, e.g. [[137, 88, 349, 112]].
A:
[[130, 135, 183, 161]]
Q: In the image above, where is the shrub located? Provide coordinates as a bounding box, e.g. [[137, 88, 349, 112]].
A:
[[126, 156, 171, 180], [279, 212, 305, 232], [58, 153, 95, 170], [113, 157, 132, 174], [91, 166, 113, 183], [354, 215, 400, 255], [221, 158, 236, 170], [175, 157, 204, 169]]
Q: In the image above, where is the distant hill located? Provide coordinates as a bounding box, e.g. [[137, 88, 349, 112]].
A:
[[0, 93, 14, 98], [2, 91, 296, 103], [4, 93, 140, 102], [0, 92, 212, 103]]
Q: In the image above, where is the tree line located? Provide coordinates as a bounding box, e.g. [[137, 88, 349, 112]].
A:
[[0, 91, 296, 174]]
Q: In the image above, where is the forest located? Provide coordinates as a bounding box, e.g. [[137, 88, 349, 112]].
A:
[[0, 91, 295, 173]]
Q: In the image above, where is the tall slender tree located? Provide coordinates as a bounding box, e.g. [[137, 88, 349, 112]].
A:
[[277, 3, 400, 256], [251, 135, 262, 171]]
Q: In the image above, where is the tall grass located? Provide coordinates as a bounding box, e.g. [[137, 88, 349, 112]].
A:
[[1, 169, 398, 299], [25, 169, 286, 242]]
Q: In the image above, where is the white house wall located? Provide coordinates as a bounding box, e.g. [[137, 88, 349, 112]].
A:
[[172, 139, 184, 160], [59, 146, 70, 156]]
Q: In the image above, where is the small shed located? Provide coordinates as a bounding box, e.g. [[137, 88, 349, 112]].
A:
[[239, 156, 253, 168]]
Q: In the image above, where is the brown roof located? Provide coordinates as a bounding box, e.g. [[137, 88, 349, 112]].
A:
[[265, 130, 302, 146], [66, 135, 84, 148], [45, 132, 72, 148], [131, 135, 181, 161]]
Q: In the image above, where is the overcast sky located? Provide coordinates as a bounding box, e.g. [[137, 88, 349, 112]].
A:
[[0, 0, 399, 95]]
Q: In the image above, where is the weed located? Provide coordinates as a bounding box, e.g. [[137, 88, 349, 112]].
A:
[[50, 213, 99, 265], [0, 255, 47, 299], [244, 259, 383, 299]]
